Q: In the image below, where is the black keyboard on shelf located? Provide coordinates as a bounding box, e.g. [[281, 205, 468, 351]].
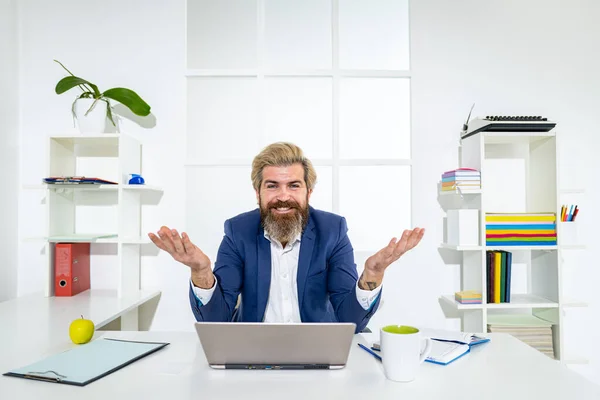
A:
[[484, 116, 548, 122], [462, 116, 556, 139]]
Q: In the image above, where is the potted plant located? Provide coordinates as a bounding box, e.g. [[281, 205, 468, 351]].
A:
[[54, 60, 151, 134]]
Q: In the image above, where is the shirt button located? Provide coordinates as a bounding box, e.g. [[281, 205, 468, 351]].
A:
[[283, 295, 289, 301], [282, 273, 288, 279]]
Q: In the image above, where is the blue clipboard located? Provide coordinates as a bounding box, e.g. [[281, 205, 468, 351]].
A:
[[3, 338, 169, 386]]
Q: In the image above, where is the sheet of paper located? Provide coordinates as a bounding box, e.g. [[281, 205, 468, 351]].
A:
[[419, 328, 473, 344], [427, 340, 470, 364]]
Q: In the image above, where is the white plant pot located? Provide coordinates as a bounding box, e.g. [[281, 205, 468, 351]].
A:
[[74, 98, 108, 134]]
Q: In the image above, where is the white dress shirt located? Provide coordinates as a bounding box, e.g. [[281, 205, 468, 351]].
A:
[[191, 232, 382, 322]]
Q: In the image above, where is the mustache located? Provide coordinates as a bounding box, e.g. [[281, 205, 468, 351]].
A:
[[268, 200, 300, 210]]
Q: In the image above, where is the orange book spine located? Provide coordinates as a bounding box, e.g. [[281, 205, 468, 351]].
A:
[[54, 244, 72, 296], [54, 243, 90, 296]]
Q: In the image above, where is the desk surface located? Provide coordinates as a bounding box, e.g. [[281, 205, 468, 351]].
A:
[[0, 290, 160, 343], [1, 330, 599, 400]]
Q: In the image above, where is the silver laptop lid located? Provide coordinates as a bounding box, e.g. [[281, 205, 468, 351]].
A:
[[195, 322, 356, 369]]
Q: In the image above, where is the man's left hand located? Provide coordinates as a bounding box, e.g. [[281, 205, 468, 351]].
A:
[[358, 228, 425, 291], [366, 228, 425, 274]]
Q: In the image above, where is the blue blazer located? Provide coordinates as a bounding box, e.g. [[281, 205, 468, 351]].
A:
[[189, 206, 381, 333]]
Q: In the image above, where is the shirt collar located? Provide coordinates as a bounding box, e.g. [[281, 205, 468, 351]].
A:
[[263, 230, 302, 247]]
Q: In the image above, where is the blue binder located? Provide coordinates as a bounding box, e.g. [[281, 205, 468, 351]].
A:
[[3, 338, 169, 386]]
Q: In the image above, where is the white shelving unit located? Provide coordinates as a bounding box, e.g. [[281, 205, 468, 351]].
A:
[[24, 133, 163, 330], [439, 130, 588, 365]]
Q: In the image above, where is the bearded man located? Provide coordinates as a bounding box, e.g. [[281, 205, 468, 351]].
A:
[[149, 143, 424, 333]]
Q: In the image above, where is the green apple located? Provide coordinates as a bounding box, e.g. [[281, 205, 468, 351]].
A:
[[69, 315, 95, 344]]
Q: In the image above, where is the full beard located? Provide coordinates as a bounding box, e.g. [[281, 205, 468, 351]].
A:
[[260, 198, 309, 245]]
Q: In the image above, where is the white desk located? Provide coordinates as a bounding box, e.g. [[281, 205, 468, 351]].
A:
[[1, 330, 598, 399], [0, 289, 161, 345]]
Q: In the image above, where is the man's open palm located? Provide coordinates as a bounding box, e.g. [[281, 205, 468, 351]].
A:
[[365, 228, 425, 274], [148, 226, 210, 272]]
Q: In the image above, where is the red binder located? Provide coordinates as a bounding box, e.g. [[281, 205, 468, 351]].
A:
[[54, 243, 91, 297]]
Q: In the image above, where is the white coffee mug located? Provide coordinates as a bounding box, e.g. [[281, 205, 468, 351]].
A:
[[380, 325, 432, 382]]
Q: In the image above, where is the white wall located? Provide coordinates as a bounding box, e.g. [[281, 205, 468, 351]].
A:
[[407, 0, 600, 384], [0, 0, 19, 302], [14, 0, 600, 385], [17, 0, 192, 327]]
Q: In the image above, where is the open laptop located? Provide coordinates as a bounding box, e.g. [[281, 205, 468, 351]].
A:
[[194, 322, 356, 370]]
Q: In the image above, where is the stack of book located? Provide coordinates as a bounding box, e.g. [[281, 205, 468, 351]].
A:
[[485, 213, 557, 246], [487, 314, 555, 359], [455, 290, 482, 304], [441, 168, 481, 192], [486, 250, 512, 303]]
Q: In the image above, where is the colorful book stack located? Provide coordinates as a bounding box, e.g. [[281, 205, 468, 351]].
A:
[[486, 250, 512, 303], [441, 168, 481, 192], [485, 213, 557, 246], [454, 290, 482, 304]]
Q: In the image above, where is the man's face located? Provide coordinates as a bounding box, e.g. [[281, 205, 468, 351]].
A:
[[257, 163, 312, 244]]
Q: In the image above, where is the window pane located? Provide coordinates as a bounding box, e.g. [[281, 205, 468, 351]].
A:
[[339, 166, 411, 251], [187, 0, 257, 69], [309, 166, 333, 212], [339, 78, 410, 159], [186, 167, 256, 261], [339, 0, 409, 70], [186, 166, 331, 259], [263, 77, 333, 159], [187, 78, 263, 161], [264, 0, 332, 70]]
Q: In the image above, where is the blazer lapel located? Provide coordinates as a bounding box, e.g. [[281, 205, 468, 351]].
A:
[[256, 228, 272, 322], [297, 214, 316, 313]]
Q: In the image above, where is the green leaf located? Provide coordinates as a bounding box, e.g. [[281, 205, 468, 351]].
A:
[[102, 88, 151, 116], [104, 99, 117, 126], [56, 76, 100, 97]]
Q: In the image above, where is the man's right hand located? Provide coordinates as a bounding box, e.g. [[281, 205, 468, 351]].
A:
[[148, 226, 215, 289]]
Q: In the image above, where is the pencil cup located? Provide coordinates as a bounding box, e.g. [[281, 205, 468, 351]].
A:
[[380, 325, 432, 382], [560, 222, 579, 246]]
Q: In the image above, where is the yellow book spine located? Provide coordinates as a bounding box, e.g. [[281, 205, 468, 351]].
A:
[[486, 216, 555, 222], [494, 252, 501, 303]]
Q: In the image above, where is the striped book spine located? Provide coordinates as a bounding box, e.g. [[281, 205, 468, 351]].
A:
[[486, 213, 556, 246]]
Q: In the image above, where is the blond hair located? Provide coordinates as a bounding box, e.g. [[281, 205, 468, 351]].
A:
[[251, 142, 317, 191]]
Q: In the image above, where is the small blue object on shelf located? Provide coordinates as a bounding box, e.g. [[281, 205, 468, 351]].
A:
[[128, 174, 145, 185]]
